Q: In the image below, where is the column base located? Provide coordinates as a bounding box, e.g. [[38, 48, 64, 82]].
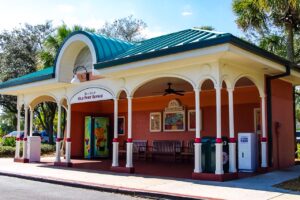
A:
[[192, 172, 238, 182], [257, 167, 269, 173], [111, 166, 135, 174], [14, 158, 29, 163], [54, 162, 73, 167]]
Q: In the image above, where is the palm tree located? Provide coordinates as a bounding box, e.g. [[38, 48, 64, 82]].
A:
[[232, 0, 300, 62], [38, 24, 95, 68]]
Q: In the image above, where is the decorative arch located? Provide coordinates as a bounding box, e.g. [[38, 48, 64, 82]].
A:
[[198, 75, 217, 89], [54, 31, 133, 83], [69, 85, 116, 104], [29, 94, 58, 109], [116, 88, 130, 99], [233, 74, 264, 97], [130, 73, 196, 97], [54, 32, 98, 83]]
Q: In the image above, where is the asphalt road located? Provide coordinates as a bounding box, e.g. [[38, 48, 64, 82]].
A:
[[0, 175, 148, 200]]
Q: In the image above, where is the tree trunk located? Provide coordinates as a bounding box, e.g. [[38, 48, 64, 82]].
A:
[[286, 23, 295, 63]]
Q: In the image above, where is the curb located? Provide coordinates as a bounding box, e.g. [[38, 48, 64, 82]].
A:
[[0, 171, 219, 200]]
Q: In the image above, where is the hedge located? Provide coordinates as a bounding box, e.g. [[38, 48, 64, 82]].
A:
[[0, 144, 56, 157]]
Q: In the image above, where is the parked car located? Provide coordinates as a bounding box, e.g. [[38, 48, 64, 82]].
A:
[[39, 130, 50, 143], [3, 131, 24, 139], [296, 131, 300, 143]]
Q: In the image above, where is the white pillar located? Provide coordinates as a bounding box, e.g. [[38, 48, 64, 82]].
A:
[[112, 98, 119, 167], [65, 104, 71, 164], [194, 88, 202, 173], [126, 96, 133, 168], [228, 88, 237, 173], [261, 96, 268, 168], [29, 108, 33, 136], [55, 103, 62, 163], [215, 86, 223, 174], [23, 106, 29, 160], [15, 107, 21, 159]]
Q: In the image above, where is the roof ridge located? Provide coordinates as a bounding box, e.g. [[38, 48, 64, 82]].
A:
[[191, 27, 226, 35]]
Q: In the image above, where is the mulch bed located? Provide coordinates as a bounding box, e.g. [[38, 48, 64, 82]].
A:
[[274, 176, 300, 192]]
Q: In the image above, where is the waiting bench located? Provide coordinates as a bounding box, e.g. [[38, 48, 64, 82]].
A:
[[150, 140, 182, 161]]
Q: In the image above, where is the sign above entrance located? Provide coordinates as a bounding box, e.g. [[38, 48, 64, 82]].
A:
[[71, 87, 113, 104]]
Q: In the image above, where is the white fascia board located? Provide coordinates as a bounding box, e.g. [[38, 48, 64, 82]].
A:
[[95, 44, 230, 76], [228, 44, 286, 72], [0, 79, 67, 95]]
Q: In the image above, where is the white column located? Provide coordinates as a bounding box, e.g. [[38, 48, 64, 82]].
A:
[[112, 98, 119, 167], [65, 104, 71, 164], [126, 96, 133, 168], [261, 96, 268, 168], [23, 106, 29, 160], [194, 88, 202, 173], [228, 88, 237, 173], [29, 108, 33, 136], [55, 103, 62, 163], [15, 107, 21, 159], [215, 86, 224, 174]]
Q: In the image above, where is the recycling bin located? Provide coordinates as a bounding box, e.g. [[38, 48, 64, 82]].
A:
[[201, 136, 229, 173]]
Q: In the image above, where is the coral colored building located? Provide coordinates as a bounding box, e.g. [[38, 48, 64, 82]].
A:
[[0, 29, 298, 181]]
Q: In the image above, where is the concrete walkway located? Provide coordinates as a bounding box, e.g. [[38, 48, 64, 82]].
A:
[[0, 157, 299, 200]]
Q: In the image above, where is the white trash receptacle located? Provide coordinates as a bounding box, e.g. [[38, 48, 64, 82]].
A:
[[27, 136, 41, 162]]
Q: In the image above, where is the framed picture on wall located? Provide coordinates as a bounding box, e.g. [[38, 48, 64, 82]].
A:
[[163, 111, 185, 132], [118, 116, 125, 135], [188, 109, 202, 131], [150, 112, 161, 132], [254, 108, 261, 134]]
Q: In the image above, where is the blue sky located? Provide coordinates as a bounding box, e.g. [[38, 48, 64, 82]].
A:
[[0, 0, 242, 38]]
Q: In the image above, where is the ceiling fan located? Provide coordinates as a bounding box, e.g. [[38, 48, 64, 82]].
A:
[[154, 82, 185, 96]]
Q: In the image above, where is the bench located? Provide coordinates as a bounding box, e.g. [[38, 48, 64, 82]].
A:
[[150, 140, 182, 161], [133, 140, 147, 160], [118, 140, 148, 160], [181, 140, 194, 162]]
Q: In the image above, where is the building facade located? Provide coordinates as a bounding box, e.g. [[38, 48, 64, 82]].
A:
[[0, 29, 298, 181]]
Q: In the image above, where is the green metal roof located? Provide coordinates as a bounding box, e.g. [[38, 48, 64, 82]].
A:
[[94, 28, 290, 69], [116, 29, 225, 59], [54, 31, 134, 66], [0, 28, 291, 89], [0, 67, 54, 89]]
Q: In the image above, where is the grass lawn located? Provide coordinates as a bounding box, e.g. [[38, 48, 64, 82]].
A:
[[275, 177, 300, 192]]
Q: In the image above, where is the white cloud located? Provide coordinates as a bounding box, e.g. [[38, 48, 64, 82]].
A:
[[181, 4, 193, 17], [141, 28, 167, 39], [181, 11, 193, 16]]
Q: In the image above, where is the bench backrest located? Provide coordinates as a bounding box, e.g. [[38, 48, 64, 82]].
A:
[[133, 140, 147, 152], [152, 140, 182, 153], [186, 140, 194, 153]]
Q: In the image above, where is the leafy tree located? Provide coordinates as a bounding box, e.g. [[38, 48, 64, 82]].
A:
[[0, 22, 53, 116], [232, 0, 300, 62], [195, 26, 216, 31], [233, 1, 300, 126], [98, 15, 147, 42]]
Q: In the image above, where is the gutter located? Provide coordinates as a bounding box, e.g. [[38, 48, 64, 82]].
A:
[[266, 63, 291, 167]]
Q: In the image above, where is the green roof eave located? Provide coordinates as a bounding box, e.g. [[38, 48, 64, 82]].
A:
[[0, 73, 55, 89], [94, 34, 290, 70], [0, 67, 55, 89]]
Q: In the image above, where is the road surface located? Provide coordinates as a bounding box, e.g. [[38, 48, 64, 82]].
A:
[[0, 175, 148, 200]]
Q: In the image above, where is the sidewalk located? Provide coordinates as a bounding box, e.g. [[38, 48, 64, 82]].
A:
[[0, 157, 299, 200]]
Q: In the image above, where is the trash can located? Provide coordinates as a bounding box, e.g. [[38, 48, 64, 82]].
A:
[[201, 136, 229, 173], [201, 137, 215, 173]]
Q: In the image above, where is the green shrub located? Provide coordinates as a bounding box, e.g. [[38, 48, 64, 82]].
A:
[[0, 146, 16, 157], [41, 144, 55, 155], [2, 137, 16, 147], [297, 143, 300, 159]]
